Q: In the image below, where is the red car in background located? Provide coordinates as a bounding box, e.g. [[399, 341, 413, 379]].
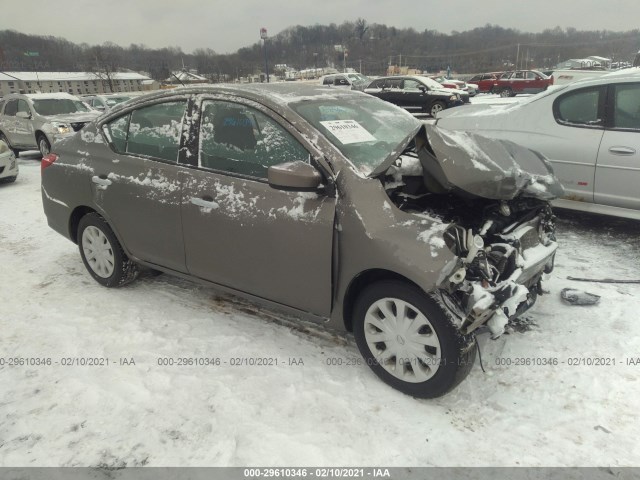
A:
[[468, 72, 504, 93], [492, 70, 553, 97]]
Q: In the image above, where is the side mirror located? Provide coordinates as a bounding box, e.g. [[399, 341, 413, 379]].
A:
[[16, 111, 31, 119], [268, 161, 322, 191], [418, 85, 427, 92], [94, 105, 106, 111]]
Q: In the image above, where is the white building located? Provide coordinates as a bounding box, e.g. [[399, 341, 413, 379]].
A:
[[0, 71, 152, 97]]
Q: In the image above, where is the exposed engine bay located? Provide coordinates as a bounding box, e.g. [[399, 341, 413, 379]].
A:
[[380, 135, 559, 338]]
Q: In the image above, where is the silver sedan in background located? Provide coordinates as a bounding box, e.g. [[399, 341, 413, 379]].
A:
[[437, 69, 640, 219]]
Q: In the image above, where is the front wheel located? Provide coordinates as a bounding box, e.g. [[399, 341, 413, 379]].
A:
[[429, 101, 446, 118], [37, 134, 51, 157], [353, 280, 476, 398], [77, 213, 139, 287]]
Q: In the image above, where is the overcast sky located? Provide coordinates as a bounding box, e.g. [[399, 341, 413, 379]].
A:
[[2, 0, 639, 54]]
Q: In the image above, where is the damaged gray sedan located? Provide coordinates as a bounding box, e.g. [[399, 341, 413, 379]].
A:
[[41, 84, 562, 398]]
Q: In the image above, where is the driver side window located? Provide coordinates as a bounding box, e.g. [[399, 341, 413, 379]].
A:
[[198, 100, 309, 179]]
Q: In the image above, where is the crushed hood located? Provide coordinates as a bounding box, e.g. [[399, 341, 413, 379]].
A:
[[374, 124, 564, 201]]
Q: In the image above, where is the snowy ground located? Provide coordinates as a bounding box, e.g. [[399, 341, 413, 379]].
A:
[[1, 154, 639, 467]]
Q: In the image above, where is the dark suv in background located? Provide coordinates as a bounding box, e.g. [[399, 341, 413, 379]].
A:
[[364, 75, 466, 117]]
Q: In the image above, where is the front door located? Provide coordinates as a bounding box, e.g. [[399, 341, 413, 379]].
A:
[[181, 97, 336, 316], [594, 83, 640, 210]]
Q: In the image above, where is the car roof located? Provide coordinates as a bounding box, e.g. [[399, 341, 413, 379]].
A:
[[125, 83, 363, 105], [105, 83, 369, 119]]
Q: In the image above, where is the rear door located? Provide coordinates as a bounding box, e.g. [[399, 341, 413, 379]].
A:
[[180, 96, 336, 316], [95, 98, 190, 271], [594, 82, 640, 209]]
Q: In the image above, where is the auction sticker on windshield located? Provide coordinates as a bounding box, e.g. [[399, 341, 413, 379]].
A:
[[320, 120, 376, 144]]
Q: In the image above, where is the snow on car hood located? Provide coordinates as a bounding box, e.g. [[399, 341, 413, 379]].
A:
[[422, 125, 564, 200], [44, 112, 101, 123]]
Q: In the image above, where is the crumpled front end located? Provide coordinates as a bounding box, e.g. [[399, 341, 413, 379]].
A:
[[378, 126, 561, 338], [437, 200, 557, 338]]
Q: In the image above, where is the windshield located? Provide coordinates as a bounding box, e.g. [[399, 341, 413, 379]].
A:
[[32, 98, 91, 116], [416, 76, 447, 90], [105, 96, 132, 106], [290, 95, 421, 175]]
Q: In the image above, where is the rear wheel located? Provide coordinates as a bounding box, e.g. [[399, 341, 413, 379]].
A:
[[353, 280, 477, 398], [37, 134, 51, 157], [500, 88, 513, 98], [77, 213, 139, 288], [429, 101, 446, 118]]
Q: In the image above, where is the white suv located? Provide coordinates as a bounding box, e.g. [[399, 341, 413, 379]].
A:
[[0, 93, 100, 157]]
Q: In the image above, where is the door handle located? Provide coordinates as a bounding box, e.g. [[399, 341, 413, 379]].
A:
[[608, 146, 636, 156], [91, 175, 112, 190], [190, 196, 219, 210]]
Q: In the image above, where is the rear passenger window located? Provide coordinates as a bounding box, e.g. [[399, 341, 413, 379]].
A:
[[3, 100, 18, 116], [198, 100, 309, 178], [105, 115, 130, 152], [554, 88, 602, 126], [103, 101, 187, 161], [613, 84, 640, 130], [128, 102, 186, 161]]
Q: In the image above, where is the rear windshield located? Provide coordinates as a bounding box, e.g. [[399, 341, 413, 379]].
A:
[[32, 98, 91, 116]]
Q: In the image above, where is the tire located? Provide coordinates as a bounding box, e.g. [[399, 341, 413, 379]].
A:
[[429, 101, 446, 118], [37, 134, 51, 157], [353, 280, 477, 398], [499, 88, 513, 98], [77, 213, 139, 288], [0, 176, 17, 184], [0, 132, 20, 157]]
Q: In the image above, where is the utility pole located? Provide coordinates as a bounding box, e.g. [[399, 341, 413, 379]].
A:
[[516, 43, 520, 70], [260, 27, 270, 83]]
